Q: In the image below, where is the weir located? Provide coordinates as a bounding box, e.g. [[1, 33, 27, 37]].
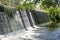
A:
[[26, 10, 35, 28], [0, 6, 50, 34], [19, 10, 32, 30], [13, 9, 36, 31], [0, 8, 35, 34]]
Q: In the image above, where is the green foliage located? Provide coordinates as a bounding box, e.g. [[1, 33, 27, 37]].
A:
[[41, 0, 58, 9], [34, 0, 40, 4], [40, 0, 60, 23], [46, 7, 60, 23], [16, 1, 35, 10]]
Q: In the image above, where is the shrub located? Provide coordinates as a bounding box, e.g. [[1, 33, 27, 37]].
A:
[[46, 7, 60, 23], [16, 1, 35, 10]]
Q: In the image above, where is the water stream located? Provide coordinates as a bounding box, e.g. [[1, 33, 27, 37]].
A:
[[0, 25, 60, 40]]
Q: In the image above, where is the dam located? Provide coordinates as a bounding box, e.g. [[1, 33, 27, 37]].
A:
[[0, 5, 50, 34], [0, 6, 37, 34]]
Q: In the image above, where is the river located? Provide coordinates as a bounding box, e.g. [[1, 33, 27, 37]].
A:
[[0, 23, 60, 40]]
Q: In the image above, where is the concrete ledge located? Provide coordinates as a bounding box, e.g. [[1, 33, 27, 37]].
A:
[[37, 21, 52, 27]]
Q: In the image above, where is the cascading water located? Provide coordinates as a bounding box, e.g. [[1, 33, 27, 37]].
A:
[[19, 10, 33, 30], [15, 10, 24, 27], [9, 11, 24, 31], [0, 8, 36, 33], [0, 12, 12, 34], [26, 10, 35, 28]]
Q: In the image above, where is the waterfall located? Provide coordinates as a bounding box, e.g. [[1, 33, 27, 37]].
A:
[[13, 10, 36, 30], [19, 10, 31, 30], [9, 11, 24, 31], [26, 10, 35, 28], [0, 12, 12, 34], [0, 9, 36, 34], [15, 11, 24, 27]]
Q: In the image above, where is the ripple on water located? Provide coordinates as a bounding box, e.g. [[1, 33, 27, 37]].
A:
[[0, 26, 60, 40]]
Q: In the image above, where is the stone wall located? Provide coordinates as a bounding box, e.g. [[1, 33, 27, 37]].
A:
[[31, 10, 50, 25]]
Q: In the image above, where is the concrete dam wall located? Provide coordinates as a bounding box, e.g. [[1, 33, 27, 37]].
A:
[[0, 9, 50, 34]]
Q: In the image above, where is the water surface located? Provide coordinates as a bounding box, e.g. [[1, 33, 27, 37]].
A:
[[0, 23, 60, 40]]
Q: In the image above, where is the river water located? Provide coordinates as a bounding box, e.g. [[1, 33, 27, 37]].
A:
[[0, 23, 60, 40]]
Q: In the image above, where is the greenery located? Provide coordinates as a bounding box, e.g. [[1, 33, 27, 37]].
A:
[[16, 1, 35, 10], [40, 0, 60, 27], [47, 7, 60, 23], [0, 0, 36, 18], [41, 0, 58, 9]]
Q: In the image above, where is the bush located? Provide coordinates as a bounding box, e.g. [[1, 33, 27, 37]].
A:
[[46, 7, 60, 23], [16, 1, 35, 10]]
